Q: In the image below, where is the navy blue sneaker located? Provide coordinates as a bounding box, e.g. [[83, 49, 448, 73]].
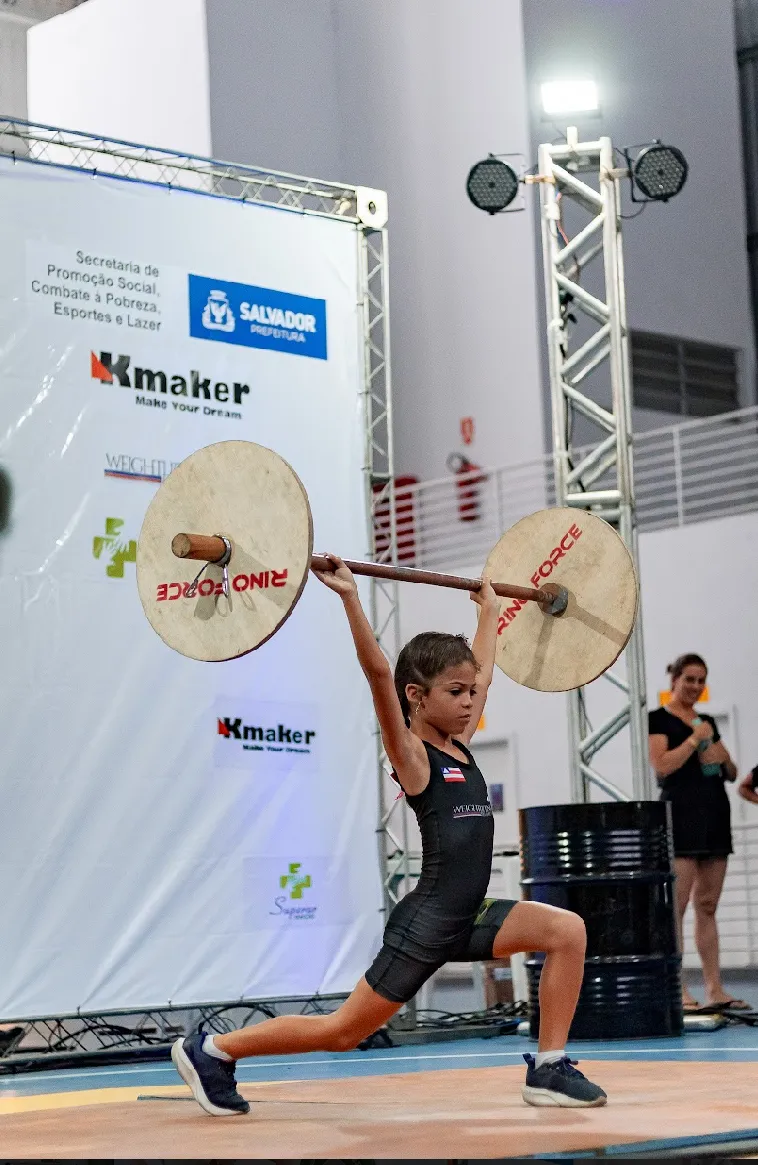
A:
[[171, 1034, 250, 1116], [522, 1053, 607, 1107]]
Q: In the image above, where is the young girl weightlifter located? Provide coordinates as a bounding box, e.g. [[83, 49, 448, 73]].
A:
[[172, 555, 606, 1113]]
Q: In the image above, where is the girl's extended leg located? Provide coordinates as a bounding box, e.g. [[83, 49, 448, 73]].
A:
[[492, 900, 586, 1051], [216, 977, 401, 1058], [172, 978, 401, 1116]]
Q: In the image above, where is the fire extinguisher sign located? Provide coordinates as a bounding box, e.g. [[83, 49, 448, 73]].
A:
[[460, 416, 475, 446]]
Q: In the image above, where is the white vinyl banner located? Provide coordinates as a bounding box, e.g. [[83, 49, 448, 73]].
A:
[[0, 157, 383, 1016]]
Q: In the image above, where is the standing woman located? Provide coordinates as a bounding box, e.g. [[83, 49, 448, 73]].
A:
[[648, 654, 741, 1011]]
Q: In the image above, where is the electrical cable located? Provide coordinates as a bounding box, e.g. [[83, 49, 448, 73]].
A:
[[621, 203, 648, 221]]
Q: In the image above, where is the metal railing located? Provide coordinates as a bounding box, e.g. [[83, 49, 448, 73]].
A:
[[391, 406, 758, 572]]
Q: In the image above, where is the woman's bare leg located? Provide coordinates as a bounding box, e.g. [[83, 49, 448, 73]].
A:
[[692, 857, 730, 1004], [674, 858, 699, 1005], [214, 977, 402, 1060], [492, 901, 586, 1051]]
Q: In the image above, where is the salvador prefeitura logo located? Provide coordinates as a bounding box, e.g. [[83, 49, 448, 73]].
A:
[[189, 274, 328, 361]]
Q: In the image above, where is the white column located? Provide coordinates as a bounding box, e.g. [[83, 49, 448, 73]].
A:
[[0, 10, 34, 118], [27, 0, 211, 155]]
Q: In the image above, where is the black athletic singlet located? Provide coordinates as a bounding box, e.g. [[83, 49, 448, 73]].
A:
[[382, 739, 495, 960]]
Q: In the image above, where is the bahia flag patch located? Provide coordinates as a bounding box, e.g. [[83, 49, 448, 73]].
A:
[[442, 767, 466, 782]]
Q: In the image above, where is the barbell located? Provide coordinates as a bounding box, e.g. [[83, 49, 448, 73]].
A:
[[135, 440, 638, 692]]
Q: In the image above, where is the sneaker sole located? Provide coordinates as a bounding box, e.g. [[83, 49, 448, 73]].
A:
[[171, 1038, 249, 1117], [522, 1084, 607, 1108]]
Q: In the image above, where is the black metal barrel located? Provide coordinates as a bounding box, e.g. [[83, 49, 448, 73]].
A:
[[520, 801, 682, 1040]]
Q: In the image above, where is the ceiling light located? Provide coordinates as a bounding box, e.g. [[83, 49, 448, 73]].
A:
[[540, 79, 599, 116]]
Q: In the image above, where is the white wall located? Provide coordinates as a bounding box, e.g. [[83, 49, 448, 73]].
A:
[[0, 10, 32, 118], [27, 0, 212, 155], [580, 509, 758, 801], [522, 0, 755, 439], [333, 0, 545, 482], [639, 511, 758, 778], [205, 0, 342, 181], [205, 0, 545, 484]]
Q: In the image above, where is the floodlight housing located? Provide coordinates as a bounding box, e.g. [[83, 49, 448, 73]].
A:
[[631, 143, 688, 203], [466, 156, 520, 214]]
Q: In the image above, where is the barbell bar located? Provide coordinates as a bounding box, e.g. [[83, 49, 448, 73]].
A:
[[170, 531, 568, 612]]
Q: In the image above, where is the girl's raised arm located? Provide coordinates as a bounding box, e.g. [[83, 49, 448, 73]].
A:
[[459, 578, 499, 745], [311, 554, 428, 790]]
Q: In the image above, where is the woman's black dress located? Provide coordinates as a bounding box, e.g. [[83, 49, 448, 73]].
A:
[[648, 707, 732, 858]]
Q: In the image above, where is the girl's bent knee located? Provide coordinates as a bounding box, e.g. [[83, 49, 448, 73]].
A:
[[551, 909, 586, 952]]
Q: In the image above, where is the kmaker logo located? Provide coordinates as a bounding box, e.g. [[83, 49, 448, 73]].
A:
[[189, 274, 327, 361], [92, 518, 136, 578], [91, 351, 250, 420], [217, 716, 316, 755], [269, 862, 317, 921]]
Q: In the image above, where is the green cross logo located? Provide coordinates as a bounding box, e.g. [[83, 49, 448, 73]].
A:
[[92, 518, 137, 578], [279, 862, 312, 900]]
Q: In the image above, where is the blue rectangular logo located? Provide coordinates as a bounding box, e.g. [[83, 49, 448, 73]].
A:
[[188, 274, 327, 360]]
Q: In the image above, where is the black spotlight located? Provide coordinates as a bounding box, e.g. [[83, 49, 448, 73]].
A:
[[631, 142, 688, 203], [466, 155, 520, 214]]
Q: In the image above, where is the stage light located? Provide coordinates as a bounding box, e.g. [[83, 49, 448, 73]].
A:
[[631, 142, 688, 202], [540, 79, 599, 116], [466, 156, 520, 214]]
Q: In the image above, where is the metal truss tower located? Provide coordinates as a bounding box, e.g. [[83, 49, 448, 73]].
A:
[[537, 130, 653, 802]]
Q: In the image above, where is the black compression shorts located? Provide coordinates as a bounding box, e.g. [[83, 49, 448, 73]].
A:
[[364, 898, 518, 1004]]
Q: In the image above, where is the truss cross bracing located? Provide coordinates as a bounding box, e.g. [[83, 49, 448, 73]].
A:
[[537, 131, 652, 802]]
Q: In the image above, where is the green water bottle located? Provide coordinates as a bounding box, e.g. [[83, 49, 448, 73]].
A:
[[692, 717, 721, 777]]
